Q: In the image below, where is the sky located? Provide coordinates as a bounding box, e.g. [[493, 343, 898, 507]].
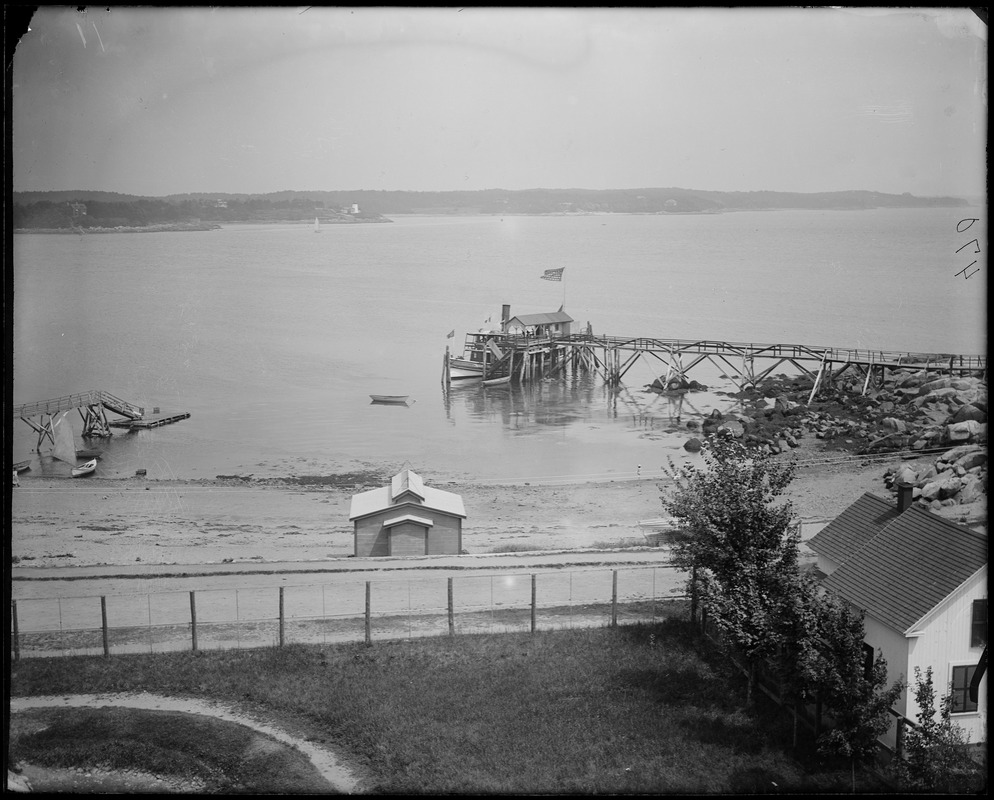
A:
[[9, 6, 988, 198]]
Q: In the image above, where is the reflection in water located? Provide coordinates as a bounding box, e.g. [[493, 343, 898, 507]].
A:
[[443, 375, 722, 438]]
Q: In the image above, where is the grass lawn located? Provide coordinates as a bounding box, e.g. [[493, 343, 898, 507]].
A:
[[9, 614, 901, 794]]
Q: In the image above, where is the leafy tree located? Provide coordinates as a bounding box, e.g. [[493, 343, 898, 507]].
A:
[[663, 434, 798, 701], [817, 644, 903, 791], [774, 572, 868, 723], [665, 434, 797, 586], [664, 434, 905, 774], [895, 666, 982, 793]]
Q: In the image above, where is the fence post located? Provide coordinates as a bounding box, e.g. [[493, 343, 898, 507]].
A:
[[447, 578, 454, 636], [530, 574, 536, 633], [611, 570, 618, 627], [11, 601, 19, 662], [365, 581, 372, 646], [101, 596, 109, 657], [189, 591, 198, 652], [279, 586, 285, 648]]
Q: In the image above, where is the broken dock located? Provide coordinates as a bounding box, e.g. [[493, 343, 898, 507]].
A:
[[13, 390, 191, 450]]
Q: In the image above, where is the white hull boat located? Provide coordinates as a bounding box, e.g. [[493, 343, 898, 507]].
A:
[[71, 459, 97, 478]]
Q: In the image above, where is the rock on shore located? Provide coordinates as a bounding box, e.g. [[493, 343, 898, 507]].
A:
[[683, 368, 986, 458], [883, 444, 987, 511]]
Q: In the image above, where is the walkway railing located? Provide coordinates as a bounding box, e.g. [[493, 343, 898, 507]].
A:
[[13, 390, 144, 420], [558, 335, 986, 371]]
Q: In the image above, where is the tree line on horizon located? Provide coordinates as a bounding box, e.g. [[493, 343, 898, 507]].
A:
[[12, 187, 969, 229]]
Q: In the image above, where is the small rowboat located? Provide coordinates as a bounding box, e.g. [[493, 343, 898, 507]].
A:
[[370, 395, 414, 406], [12, 460, 31, 474], [71, 459, 97, 478], [481, 374, 511, 387]]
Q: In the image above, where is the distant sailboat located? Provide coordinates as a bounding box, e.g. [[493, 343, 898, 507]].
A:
[[52, 412, 78, 466], [52, 412, 95, 477], [314, 217, 321, 233]]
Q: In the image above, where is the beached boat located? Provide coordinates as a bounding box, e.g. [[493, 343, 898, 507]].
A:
[[370, 395, 414, 405], [71, 459, 97, 478], [12, 460, 31, 473]]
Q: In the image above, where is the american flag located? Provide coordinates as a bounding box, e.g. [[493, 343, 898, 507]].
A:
[[541, 268, 564, 282]]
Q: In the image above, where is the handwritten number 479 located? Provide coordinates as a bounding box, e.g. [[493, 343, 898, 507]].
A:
[[955, 218, 981, 279]]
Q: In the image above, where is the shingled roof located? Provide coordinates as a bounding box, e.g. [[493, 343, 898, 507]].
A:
[[506, 311, 573, 327], [822, 505, 987, 634], [807, 492, 901, 565]]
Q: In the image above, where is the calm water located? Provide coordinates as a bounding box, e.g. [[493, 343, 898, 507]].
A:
[[12, 209, 986, 482]]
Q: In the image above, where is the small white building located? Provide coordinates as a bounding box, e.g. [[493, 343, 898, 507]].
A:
[[503, 309, 573, 338], [809, 486, 987, 750], [348, 469, 465, 557]]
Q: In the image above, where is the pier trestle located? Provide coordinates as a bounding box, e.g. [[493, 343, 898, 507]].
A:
[[444, 334, 984, 404], [544, 336, 985, 403]]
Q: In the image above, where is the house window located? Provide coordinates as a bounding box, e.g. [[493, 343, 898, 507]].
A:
[[950, 665, 978, 713], [971, 599, 987, 648]]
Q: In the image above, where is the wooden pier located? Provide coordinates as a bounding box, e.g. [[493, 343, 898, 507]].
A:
[[109, 410, 192, 430], [13, 390, 190, 451], [447, 332, 985, 403]]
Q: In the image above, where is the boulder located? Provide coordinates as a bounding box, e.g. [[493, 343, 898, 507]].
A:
[[938, 477, 964, 500], [717, 420, 745, 438], [954, 450, 987, 471], [915, 464, 938, 486], [950, 404, 986, 424], [940, 444, 984, 464], [897, 371, 928, 389], [945, 420, 982, 442], [957, 474, 986, 504], [882, 417, 908, 433], [919, 481, 942, 502], [683, 437, 703, 453], [918, 377, 956, 394], [925, 387, 961, 402], [774, 395, 799, 414], [894, 465, 918, 486]]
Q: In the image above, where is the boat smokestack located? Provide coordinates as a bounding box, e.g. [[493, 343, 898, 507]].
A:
[[896, 481, 914, 513]]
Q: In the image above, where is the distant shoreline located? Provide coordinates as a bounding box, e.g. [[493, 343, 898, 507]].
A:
[[14, 217, 394, 234], [13, 223, 222, 234]]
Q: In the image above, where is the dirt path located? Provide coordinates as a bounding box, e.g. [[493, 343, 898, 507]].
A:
[[8, 693, 363, 794]]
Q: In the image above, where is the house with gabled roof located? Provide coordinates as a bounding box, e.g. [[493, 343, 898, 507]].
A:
[[808, 483, 988, 750], [348, 469, 466, 557], [503, 308, 573, 338]]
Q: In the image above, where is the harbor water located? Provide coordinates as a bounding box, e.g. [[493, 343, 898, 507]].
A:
[[11, 208, 986, 483]]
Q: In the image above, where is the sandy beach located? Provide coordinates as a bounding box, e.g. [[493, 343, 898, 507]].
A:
[[11, 440, 986, 571]]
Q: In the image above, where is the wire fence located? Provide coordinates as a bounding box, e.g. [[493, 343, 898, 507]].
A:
[[11, 565, 688, 660]]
